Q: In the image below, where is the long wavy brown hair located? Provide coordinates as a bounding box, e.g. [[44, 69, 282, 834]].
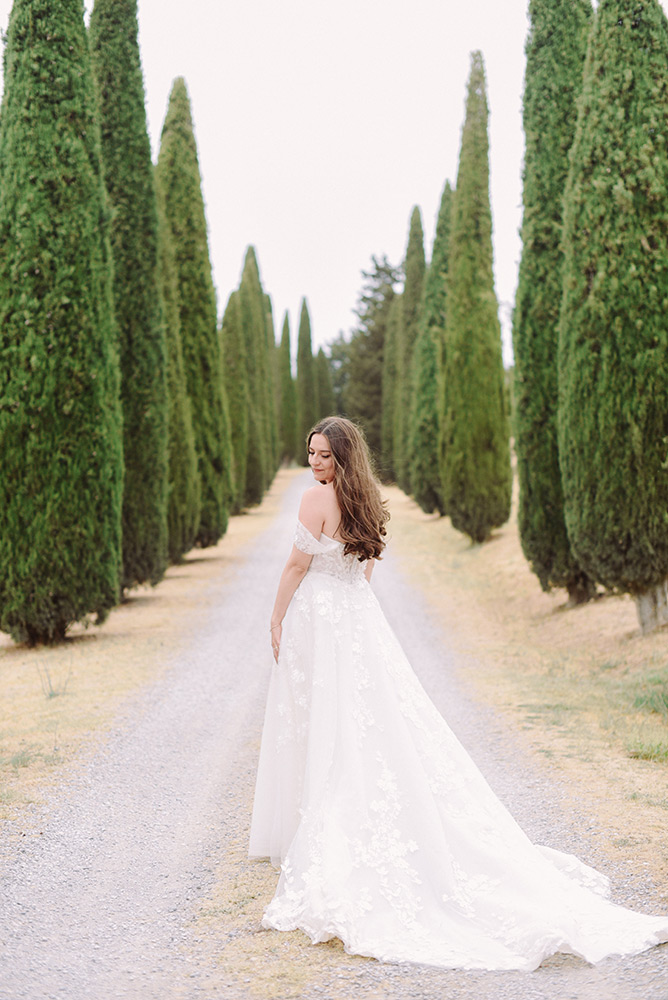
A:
[[307, 416, 389, 561]]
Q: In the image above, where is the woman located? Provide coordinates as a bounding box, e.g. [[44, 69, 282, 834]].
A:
[[249, 416, 668, 970]]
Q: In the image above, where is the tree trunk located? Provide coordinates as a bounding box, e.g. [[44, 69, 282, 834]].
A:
[[566, 572, 597, 607], [634, 581, 668, 634]]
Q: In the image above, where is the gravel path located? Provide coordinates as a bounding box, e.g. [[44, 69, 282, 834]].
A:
[[0, 472, 666, 1000]]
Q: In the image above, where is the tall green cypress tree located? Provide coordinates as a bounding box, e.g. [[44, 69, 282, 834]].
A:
[[409, 181, 453, 514], [381, 293, 402, 481], [238, 246, 270, 504], [296, 298, 317, 463], [272, 333, 283, 467], [0, 0, 123, 644], [278, 313, 298, 462], [264, 293, 280, 476], [393, 208, 426, 493], [220, 291, 249, 513], [344, 256, 398, 463], [89, 0, 168, 589], [513, 0, 594, 604], [559, 0, 668, 633], [156, 78, 231, 546], [441, 52, 511, 543], [328, 332, 350, 415], [156, 176, 200, 563], [315, 348, 335, 418]]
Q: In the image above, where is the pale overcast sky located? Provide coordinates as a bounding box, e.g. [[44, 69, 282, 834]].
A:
[[1, 1, 662, 365]]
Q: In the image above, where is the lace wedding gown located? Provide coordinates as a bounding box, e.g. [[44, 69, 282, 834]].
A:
[[248, 521, 668, 971]]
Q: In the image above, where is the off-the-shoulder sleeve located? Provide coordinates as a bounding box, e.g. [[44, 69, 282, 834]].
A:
[[294, 520, 325, 555]]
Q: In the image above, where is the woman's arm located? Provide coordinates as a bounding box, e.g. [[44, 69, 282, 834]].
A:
[[270, 545, 312, 629], [270, 488, 327, 661]]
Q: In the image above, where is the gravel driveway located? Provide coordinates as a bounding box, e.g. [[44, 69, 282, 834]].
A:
[[0, 472, 666, 1000]]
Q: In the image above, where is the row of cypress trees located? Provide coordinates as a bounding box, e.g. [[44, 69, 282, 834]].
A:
[[335, 52, 511, 545], [0, 0, 322, 645], [278, 300, 335, 467], [339, 1, 668, 636], [514, 0, 668, 632]]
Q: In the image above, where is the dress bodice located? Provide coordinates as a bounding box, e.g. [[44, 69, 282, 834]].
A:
[[293, 520, 367, 584]]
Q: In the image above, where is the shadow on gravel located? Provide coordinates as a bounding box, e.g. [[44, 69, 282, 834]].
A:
[[120, 595, 160, 608], [182, 553, 232, 565]]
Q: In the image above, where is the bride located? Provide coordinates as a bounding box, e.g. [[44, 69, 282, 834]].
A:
[[248, 416, 668, 971]]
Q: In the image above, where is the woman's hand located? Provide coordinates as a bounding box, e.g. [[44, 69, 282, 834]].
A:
[[270, 622, 282, 662]]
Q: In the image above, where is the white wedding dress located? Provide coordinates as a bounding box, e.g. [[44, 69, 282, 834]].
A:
[[248, 521, 668, 971]]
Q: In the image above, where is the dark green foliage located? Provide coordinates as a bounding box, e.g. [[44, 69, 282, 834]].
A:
[[90, 0, 168, 588], [513, 0, 594, 601], [394, 208, 426, 493], [381, 294, 402, 481], [296, 298, 317, 464], [315, 348, 335, 418], [278, 313, 298, 462], [409, 182, 453, 514], [220, 291, 249, 513], [441, 52, 512, 543], [559, 0, 668, 598], [0, 0, 123, 643], [327, 332, 350, 414], [238, 247, 271, 504], [156, 78, 231, 546], [272, 334, 283, 465], [156, 176, 200, 562], [264, 294, 280, 475], [343, 256, 399, 464]]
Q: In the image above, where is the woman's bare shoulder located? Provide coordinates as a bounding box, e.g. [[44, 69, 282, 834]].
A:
[[299, 483, 335, 515]]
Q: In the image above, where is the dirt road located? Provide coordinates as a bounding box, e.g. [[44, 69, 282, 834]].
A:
[[0, 471, 666, 999]]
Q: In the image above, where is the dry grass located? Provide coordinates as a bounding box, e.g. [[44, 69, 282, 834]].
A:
[[383, 485, 668, 886], [0, 468, 304, 823], [196, 831, 372, 999]]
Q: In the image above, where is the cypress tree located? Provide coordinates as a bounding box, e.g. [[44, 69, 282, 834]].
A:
[[89, 0, 168, 589], [441, 52, 512, 543], [315, 348, 335, 418], [156, 78, 231, 546], [238, 247, 270, 504], [559, 0, 668, 633], [156, 176, 200, 563], [381, 293, 402, 481], [296, 298, 317, 463], [278, 313, 298, 462], [513, 0, 594, 604], [0, 0, 123, 643], [328, 332, 351, 415], [220, 291, 249, 513], [394, 208, 426, 493], [409, 181, 454, 515], [272, 334, 283, 466], [313, 353, 321, 425], [344, 256, 399, 462], [264, 293, 280, 476]]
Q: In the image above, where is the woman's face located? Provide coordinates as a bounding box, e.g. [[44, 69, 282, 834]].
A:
[[308, 433, 335, 484]]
